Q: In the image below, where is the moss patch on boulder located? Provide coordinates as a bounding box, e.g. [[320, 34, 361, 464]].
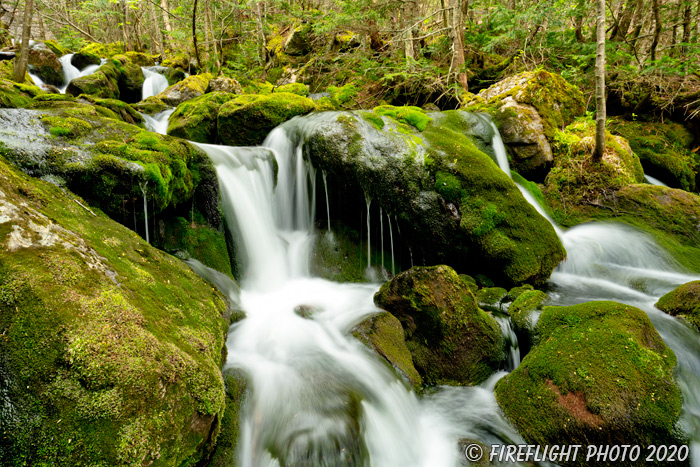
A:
[[655, 281, 700, 330], [71, 50, 101, 70], [0, 156, 229, 466], [217, 92, 316, 146], [66, 60, 121, 99], [353, 312, 422, 390], [0, 79, 44, 108], [158, 73, 213, 107], [132, 95, 170, 115], [28, 42, 64, 86], [374, 265, 505, 386], [495, 301, 683, 452], [168, 91, 238, 143]]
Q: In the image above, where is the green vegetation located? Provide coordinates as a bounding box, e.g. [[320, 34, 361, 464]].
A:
[[168, 91, 238, 143], [374, 105, 433, 131], [495, 301, 683, 456], [374, 265, 505, 386], [655, 281, 700, 330]]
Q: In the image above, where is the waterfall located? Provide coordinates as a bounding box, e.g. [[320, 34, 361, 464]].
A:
[[365, 193, 372, 270], [58, 54, 104, 93], [141, 67, 169, 100], [388, 210, 395, 276], [494, 315, 520, 371], [645, 174, 668, 186], [380, 207, 385, 276], [139, 181, 149, 243], [142, 108, 174, 135]]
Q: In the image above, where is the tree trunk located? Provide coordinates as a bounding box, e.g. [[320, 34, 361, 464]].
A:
[[13, 0, 33, 83], [192, 0, 202, 69], [206, 0, 220, 69], [450, 0, 468, 90], [149, 0, 165, 57], [593, 0, 606, 161], [681, 3, 692, 54], [650, 0, 662, 61], [610, 0, 640, 41], [161, 0, 172, 50], [403, 0, 419, 62], [255, 1, 266, 67]]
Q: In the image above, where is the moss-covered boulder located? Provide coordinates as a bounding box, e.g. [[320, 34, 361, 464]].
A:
[[352, 312, 422, 389], [276, 82, 309, 96], [374, 265, 504, 385], [112, 54, 146, 103], [656, 281, 700, 330], [466, 70, 585, 180], [0, 79, 44, 108], [475, 287, 508, 312], [43, 40, 70, 57], [508, 289, 547, 355], [545, 116, 645, 209], [217, 92, 316, 146], [132, 95, 170, 115], [123, 51, 156, 67], [168, 91, 238, 143], [298, 110, 565, 285], [71, 50, 101, 71], [283, 24, 313, 56], [28, 41, 64, 86], [66, 60, 121, 99], [76, 42, 125, 59], [0, 155, 230, 466], [495, 301, 683, 454], [208, 368, 247, 467], [157, 73, 212, 106], [609, 118, 697, 191], [78, 95, 144, 124], [207, 76, 242, 94], [162, 53, 193, 72]]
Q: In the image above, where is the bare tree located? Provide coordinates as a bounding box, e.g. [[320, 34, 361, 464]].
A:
[[593, 0, 606, 161], [13, 0, 33, 83]]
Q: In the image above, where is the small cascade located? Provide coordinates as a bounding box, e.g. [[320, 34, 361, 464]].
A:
[[388, 210, 396, 276], [142, 108, 174, 135], [365, 193, 372, 269], [380, 206, 385, 277], [138, 181, 149, 243], [27, 71, 45, 88], [141, 67, 169, 100], [645, 174, 668, 187], [322, 170, 331, 233], [56, 54, 104, 93], [494, 314, 520, 371]]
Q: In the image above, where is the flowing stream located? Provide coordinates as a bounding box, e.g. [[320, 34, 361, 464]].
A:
[[190, 112, 700, 466]]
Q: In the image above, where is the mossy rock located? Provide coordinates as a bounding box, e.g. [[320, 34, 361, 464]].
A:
[[123, 51, 156, 67], [161, 53, 192, 72], [217, 92, 316, 146], [0, 79, 44, 108], [495, 301, 683, 457], [352, 312, 422, 390], [43, 40, 70, 57], [78, 94, 144, 124], [544, 116, 645, 210], [132, 95, 170, 115], [471, 70, 585, 139], [300, 110, 565, 285], [207, 76, 242, 94], [207, 368, 247, 467], [28, 42, 64, 86], [168, 91, 238, 143], [163, 66, 187, 86], [508, 289, 547, 355], [275, 82, 308, 96], [66, 60, 121, 100], [609, 118, 697, 192], [374, 105, 433, 131], [328, 83, 358, 107], [655, 281, 700, 330], [157, 216, 233, 278], [475, 287, 508, 312], [374, 265, 505, 386], [0, 156, 229, 466], [157, 73, 213, 106], [77, 42, 125, 59], [112, 55, 146, 103], [71, 50, 101, 71]]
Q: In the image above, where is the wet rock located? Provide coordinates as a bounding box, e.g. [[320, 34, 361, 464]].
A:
[[655, 280, 700, 330], [28, 42, 63, 86], [206, 76, 242, 94], [157, 73, 212, 106]]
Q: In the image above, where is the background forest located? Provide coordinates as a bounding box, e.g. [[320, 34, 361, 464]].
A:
[[2, 0, 699, 116]]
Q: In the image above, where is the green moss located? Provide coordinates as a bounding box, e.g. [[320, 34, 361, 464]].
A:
[[218, 92, 316, 146], [78, 42, 125, 58], [0, 79, 42, 108], [123, 51, 156, 67], [374, 265, 505, 386], [0, 157, 228, 466], [66, 61, 121, 100], [475, 287, 508, 311], [495, 301, 683, 453], [353, 312, 422, 390], [41, 115, 92, 138], [434, 170, 465, 204], [208, 369, 247, 467], [131, 96, 169, 115], [328, 83, 358, 106], [374, 105, 433, 131], [511, 170, 549, 213], [655, 281, 700, 329], [43, 40, 70, 57], [275, 82, 309, 96], [609, 118, 697, 191], [168, 91, 238, 143], [78, 95, 144, 124], [359, 110, 384, 130]]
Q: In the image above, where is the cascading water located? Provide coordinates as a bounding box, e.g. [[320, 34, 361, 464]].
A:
[[487, 116, 700, 463], [138, 181, 149, 243], [645, 174, 668, 186], [58, 54, 104, 93], [142, 109, 174, 135], [141, 66, 169, 100]]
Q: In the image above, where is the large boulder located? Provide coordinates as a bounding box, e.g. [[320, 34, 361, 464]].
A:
[[0, 79, 44, 108], [656, 281, 700, 329], [495, 301, 683, 451], [374, 265, 505, 385], [168, 91, 238, 143], [157, 73, 213, 106], [294, 109, 565, 285], [467, 70, 586, 180], [609, 118, 697, 192], [0, 156, 231, 465], [28, 41, 64, 86], [206, 76, 242, 94], [66, 60, 121, 99], [71, 50, 101, 70], [112, 54, 146, 103], [217, 92, 316, 146]]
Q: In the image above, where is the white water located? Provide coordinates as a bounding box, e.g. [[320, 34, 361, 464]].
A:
[[645, 174, 668, 186], [322, 170, 331, 233], [141, 66, 169, 100], [57, 54, 103, 93], [142, 108, 174, 134], [365, 193, 372, 270], [139, 181, 149, 243], [487, 118, 700, 463]]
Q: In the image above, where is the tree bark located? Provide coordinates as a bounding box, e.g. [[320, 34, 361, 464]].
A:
[[13, 0, 33, 83], [650, 0, 662, 61], [593, 0, 606, 161], [161, 0, 172, 50], [450, 0, 468, 90], [403, 0, 419, 62], [192, 0, 202, 69], [681, 3, 692, 54], [610, 0, 640, 41]]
